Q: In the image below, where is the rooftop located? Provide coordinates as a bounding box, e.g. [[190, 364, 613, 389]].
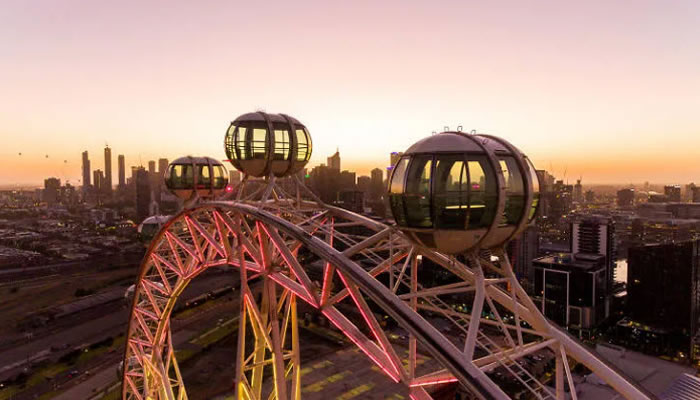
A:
[[533, 252, 606, 271]]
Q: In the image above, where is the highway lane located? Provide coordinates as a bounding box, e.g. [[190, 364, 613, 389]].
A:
[[0, 269, 237, 382]]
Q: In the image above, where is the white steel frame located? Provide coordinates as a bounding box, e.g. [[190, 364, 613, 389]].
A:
[[122, 177, 654, 400]]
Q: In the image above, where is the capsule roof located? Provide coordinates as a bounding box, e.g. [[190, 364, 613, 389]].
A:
[[404, 132, 514, 155]]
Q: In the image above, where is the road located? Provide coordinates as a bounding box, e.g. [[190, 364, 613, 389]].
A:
[[0, 270, 237, 384]]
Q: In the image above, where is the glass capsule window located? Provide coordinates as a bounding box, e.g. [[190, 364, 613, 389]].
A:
[[499, 156, 526, 226], [251, 123, 268, 160], [404, 155, 433, 228], [388, 157, 410, 226], [212, 165, 227, 189], [467, 156, 497, 229], [166, 164, 193, 190], [433, 155, 469, 229], [225, 125, 238, 161], [235, 124, 248, 160], [196, 164, 211, 188], [273, 122, 291, 161], [295, 127, 312, 162], [526, 157, 540, 222]]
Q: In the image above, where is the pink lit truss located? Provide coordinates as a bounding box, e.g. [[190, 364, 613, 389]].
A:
[[122, 178, 653, 400]]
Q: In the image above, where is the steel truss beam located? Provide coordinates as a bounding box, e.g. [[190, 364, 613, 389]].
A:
[[123, 178, 654, 400]]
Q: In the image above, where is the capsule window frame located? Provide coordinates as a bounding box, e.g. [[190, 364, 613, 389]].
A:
[[389, 152, 502, 231]]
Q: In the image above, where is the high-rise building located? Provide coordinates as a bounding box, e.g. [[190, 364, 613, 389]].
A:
[[357, 176, 371, 193], [81, 151, 91, 190], [93, 169, 104, 192], [118, 155, 126, 188], [135, 167, 151, 223], [43, 178, 61, 205], [507, 225, 540, 293], [617, 188, 635, 207], [327, 149, 340, 171], [532, 216, 615, 335], [625, 240, 700, 360], [370, 168, 384, 201], [694, 187, 700, 203], [533, 252, 608, 335], [104, 146, 112, 193], [665, 184, 681, 202], [573, 179, 583, 203], [572, 216, 615, 289], [148, 160, 156, 174], [339, 170, 356, 189], [158, 158, 169, 177]]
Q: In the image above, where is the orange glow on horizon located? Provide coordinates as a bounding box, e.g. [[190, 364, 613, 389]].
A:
[[1, 1, 699, 187]]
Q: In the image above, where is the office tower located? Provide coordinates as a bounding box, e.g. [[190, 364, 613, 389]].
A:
[[135, 167, 151, 223], [339, 170, 356, 189], [507, 225, 540, 293], [82, 151, 91, 189], [626, 240, 700, 360], [665, 184, 681, 202], [158, 158, 169, 177], [684, 183, 696, 202], [337, 190, 364, 213], [43, 178, 61, 205], [532, 217, 615, 336], [617, 188, 635, 207], [118, 155, 126, 188], [357, 176, 371, 193], [93, 169, 104, 192], [104, 146, 112, 193], [370, 168, 384, 201], [327, 149, 340, 171], [572, 216, 615, 287], [148, 160, 156, 174], [573, 179, 583, 203]]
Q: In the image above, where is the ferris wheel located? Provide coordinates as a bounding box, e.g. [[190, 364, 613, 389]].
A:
[[121, 112, 654, 400]]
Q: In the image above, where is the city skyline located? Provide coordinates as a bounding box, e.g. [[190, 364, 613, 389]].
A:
[[2, 1, 700, 185]]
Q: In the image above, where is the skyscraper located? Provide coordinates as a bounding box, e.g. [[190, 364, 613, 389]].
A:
[[118, 155, 126, 188], [573, 179, 583, 203], [135, 167, 151, 223], [665, 184, 681, 202], [532, 216, 615, 335], [327, 149, 340, 171], [617, 188, 635, 207], [572, 216, 615, 290], [158, 158, 169, 177], [626, 240, 700, 360], [370, 168, 384, 201], [148, 160, 156, 174], [104, 146, 112, 193], [93, 169, 104, 192], [82, 151, 91, 190], [43, 178, 61, 205]]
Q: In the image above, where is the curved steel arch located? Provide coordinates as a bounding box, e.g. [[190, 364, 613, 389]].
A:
[[123, 196, 654, 400]]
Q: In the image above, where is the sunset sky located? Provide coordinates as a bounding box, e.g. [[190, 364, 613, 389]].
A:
[[1, 0, 699, 187]]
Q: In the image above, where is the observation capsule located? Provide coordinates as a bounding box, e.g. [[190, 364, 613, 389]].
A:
[[164, 156, 228, 200], [224, 112, 312, 178], [387, 132, 540, 254]]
